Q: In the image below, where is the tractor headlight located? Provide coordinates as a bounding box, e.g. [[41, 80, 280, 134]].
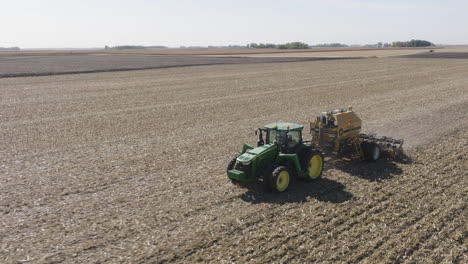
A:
[[242, 161, 251, 166]]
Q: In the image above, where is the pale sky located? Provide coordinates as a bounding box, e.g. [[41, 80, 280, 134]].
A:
[[1, 0, 467, 48]]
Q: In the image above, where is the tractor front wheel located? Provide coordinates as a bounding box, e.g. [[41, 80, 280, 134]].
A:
[[226, 156, 237, 172], [227, 156, 241, 185], [269, 166, 291, 192]]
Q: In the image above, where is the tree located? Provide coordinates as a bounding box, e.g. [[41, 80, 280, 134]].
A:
[[392, 39, 434, 47], [248, 42, 309, 49], [277, 44, 288, 49], [311, 43, 349, 48], [249, 43, 258, 48], [285, 42, 309, 49]]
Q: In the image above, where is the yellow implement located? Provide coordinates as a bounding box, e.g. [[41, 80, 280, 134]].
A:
[[310, 106, 404, 161]]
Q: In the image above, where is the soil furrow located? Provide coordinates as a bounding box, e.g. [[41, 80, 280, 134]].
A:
[[1, 57, 467, 263]]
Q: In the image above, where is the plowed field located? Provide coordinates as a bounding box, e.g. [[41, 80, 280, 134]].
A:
[[0, 55, 348, 78], [1, 57, 467, 263]]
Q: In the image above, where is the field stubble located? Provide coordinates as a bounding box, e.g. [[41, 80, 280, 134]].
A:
[[0, 57, 467, 263]]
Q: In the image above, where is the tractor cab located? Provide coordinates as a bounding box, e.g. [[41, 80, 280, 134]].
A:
[[259, 122, 304, 153]]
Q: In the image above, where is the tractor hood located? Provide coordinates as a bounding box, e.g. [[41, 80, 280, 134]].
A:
[[237, 143, 277, 164]]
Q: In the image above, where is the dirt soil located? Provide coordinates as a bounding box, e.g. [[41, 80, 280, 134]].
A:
[[400, 52, 468, 59], [0, 55, 354, 78], [0, 57, 467, 263], [0, 47, 438, 57], [206, 48, 436, 58]]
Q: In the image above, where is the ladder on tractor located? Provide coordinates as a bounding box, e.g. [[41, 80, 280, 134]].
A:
[[352, 137, 364, 160]]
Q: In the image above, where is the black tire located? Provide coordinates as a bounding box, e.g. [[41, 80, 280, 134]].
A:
[[300, 149, 324, 181], [226, 156, 237, 172], [362, 142, 381, 162], [230, 179, 241, 186], [267, 166, 291, 192], [227, 156, 240, 185], [262, 166, 275, 192]]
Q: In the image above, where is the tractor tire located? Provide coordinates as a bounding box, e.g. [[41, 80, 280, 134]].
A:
[[268, 166, 291, 192], [301, 150, 324, 181], [226, 156, 237, 172], [230, 179, 241, 186], [227, 156, 241, 185], [261, 166, 275, 192], [362, 142, 381, 162]]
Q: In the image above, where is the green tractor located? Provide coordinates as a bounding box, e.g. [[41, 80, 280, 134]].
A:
[[227, 122, 324, 192]]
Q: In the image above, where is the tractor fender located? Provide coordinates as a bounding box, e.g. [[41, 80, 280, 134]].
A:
[[241, 144, 254, 153]]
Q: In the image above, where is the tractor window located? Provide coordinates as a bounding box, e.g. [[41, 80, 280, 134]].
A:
[[268, 130, 277, 144], [287, 131, 301, 148], [267, 130, 301, 147]]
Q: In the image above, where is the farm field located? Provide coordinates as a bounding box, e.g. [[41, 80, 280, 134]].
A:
[[400, 52, 468, 59], [0, 46, 441, 57], [0, 55, 348, 78], [0, 56, 467, 263], [206, 48, 436, 58]]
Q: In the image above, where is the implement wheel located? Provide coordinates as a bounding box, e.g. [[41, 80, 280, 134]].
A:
[[362, 142, 381, 162], [269, 166, 291, 192], [302, 150, 324, 181]]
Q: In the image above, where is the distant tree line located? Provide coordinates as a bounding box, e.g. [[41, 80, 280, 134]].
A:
[[363, 42, 391, 48], [104, 40, 435, 51], [0, 47, 20, 51], [247, 43, 277, 48], [206, 45, 248, 49], [310, 43, 349, 48], [392, 39, 434, 47], [277, 42, 310, 49], [248, 42, 310, 49]]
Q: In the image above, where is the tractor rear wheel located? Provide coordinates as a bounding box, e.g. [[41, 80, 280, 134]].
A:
[[301, 150, 324, 181], [269, 166, 291, 192]]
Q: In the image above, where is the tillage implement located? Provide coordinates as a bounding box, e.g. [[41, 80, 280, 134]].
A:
[[227, 107, 405, 192], [310, 106, 405, 161]]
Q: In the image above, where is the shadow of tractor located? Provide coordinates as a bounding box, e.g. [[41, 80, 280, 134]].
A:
[[239, 178, 353, 205], [236, 154, 412, 204], [329, 158, 405, 182]]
